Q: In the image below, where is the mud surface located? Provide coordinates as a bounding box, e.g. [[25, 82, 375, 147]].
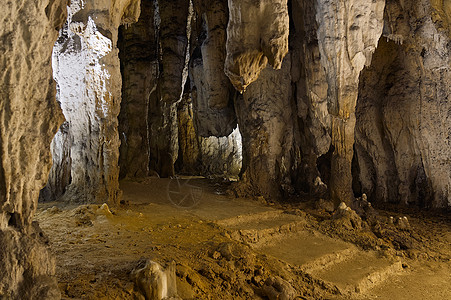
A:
[[36, 178, 451, 299]]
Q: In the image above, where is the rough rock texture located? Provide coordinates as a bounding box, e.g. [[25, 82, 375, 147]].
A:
[[235, 56, 301, 199], [316, 0, 385, 204], [197, 127, 242, 177], [118, 0, 243, 179], [148, 0, 192, 178], [43, 0, 140, 203], [0, 0, 67, 297], [118, 0, 158, 179], [354, 0, 451, 208], [176, 95, 201, 174], [176, 95, 242, 177], [40, 122, 72, 202], [190, 0, 237, 137], [45, 0, 450, 210], [291, 0, 331, 194], [262, 276, 297, 300], [131, 259, 178, 300], [225, 0, 290, 92]]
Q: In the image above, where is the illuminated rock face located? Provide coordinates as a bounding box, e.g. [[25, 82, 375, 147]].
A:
[[0, 0, 67, 297], [43, 0, 140, 204]]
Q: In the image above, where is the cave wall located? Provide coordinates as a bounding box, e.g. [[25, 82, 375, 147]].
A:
[[176, 95, 243, 177], [118, 0, 243, 179], [0, 0, 67, 297], [355, 0, 451, 208], [42, 0, 451, 209]]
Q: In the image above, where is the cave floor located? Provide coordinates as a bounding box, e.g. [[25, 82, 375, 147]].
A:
[[36, 177, 451, 299]]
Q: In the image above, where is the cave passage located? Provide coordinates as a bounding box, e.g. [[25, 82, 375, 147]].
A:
[[0, 0, 450, 299]]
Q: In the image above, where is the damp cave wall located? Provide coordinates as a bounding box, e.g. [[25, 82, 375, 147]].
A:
[[43, 0, 451, 209]]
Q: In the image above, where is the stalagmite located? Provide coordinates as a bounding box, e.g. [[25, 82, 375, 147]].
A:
[[2, 0, 451, 298], [316, 0, 385, 204]]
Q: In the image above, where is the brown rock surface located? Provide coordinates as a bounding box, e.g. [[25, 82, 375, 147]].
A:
[[190, 0, 237, 138], [225, 0, 290, 92], [0, 0, 67, 297], [355, 0, 451, 208], [235, 56, 301, 199], [316, 0, 385, 204], [148, 0, 192, 178], [291, 0, 331, 193], [118, 0, 158, 179]]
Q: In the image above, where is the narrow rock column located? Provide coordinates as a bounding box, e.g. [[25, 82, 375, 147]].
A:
[[118, 0, 158, 179], [235, 56, 300, 199], [316, 0, 385, 204], [291, 0, 331, 194], [0, 0, 67, 297], [149, 0, 192, 177], [224, 0, 294, 199]]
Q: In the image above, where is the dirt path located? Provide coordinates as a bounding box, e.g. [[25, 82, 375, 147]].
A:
[[36, 177, 451, 299]]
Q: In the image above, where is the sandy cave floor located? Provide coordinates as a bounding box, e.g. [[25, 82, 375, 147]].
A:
[[35, 177, 451, 299]]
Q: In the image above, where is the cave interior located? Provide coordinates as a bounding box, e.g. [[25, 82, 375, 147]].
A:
[[0, 0, 450, 299]]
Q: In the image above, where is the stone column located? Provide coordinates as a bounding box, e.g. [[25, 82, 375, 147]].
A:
[[316, 0, 385, 204], [0, 0, 68, 297]]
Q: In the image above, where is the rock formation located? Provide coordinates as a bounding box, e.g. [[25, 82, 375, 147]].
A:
[[225, 0, 290, 92], [2, 0, 451, 298], [131, 259, 178, 300], [42, 0, 141, 203], [39, 0, 451, 210], [118, 0, 158, 179], [291, 0, 331, 194], [0, 0, 67, 297], [235, 56, 301, 199], [354, 0, 451, 208], [176, 95, 242, 177], [148, 0, 192, 178], [118, 0, 242, 179], [190, 0, 237, 138], [316, 0, 385, 204]]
